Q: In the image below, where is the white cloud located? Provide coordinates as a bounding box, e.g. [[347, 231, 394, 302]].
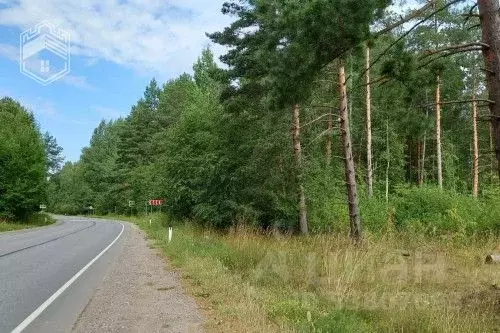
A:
[[0, 0, 233, 79], [26, 97, 58, 117], [93, 105, 127, 119], [61, 75, 95, 90], [0, 43, 18, 62], [85, 57, 99, 67]]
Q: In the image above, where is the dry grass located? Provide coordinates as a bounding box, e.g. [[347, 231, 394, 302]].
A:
[[0, 213, 54, 233], [132, 215, 500, 332], [0, 221, 32, 232]]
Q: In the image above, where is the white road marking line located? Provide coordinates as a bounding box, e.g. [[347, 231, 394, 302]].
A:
[[10, 223, 125, 333]]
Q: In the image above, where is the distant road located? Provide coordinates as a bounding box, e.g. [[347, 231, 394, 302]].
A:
[[0, 216, 124, 333]]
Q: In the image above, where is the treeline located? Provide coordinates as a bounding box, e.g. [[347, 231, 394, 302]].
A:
[[0, 97, 63, 220], [48, 1, 499, 235]]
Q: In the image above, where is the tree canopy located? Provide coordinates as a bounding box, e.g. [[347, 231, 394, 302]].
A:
[[1, 1, 495, 235], [0, 97, 48, 220]]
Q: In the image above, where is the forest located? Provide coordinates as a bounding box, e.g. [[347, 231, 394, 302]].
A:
[[0, 97, 62, 221], [2, 0, 499, 237], [40, 0, 499, 239]]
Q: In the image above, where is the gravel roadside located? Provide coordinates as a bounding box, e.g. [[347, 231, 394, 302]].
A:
[[72, 223, 204, 333]]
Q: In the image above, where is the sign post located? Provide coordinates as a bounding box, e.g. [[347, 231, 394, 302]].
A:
[[128, 200, 135, 216], [147, 199, 164, 216]]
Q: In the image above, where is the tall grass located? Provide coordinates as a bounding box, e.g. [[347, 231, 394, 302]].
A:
[[0, 212, 55, 232], [132, 214, 500, 332]]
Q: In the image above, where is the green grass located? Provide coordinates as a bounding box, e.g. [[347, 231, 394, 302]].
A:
[[0, 213, 55, 232], [116, 213, 500, 333]]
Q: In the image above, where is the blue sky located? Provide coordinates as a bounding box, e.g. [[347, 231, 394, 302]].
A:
[[0, 0, 232, 162]]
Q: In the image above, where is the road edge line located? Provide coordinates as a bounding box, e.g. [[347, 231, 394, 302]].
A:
[[10, 223, 125, 333]]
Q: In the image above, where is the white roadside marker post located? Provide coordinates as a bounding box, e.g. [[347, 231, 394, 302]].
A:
[[168, 227, 173, 243]]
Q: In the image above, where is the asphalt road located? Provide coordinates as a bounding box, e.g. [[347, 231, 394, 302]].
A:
[[0, 216, 125, 333]]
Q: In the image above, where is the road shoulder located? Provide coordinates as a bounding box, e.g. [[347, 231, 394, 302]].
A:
[[72, 222, 204, 333]]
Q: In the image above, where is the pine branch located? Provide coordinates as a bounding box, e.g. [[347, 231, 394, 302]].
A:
[[355, 75, 389, 88], [300, 113, 335, 129], [309, 105, 336, 109], [420, 99, 494, 108], [468, 23, 481, 30], [480, 67, 495, 74], [461, 13, 480, 18], [463, 3, 479, 25], [478, 115, 500, 121], [309, 128, 339, 144], [358, 0, 466, 82], [420, 42, 490, 59], [417, 47, 483, 69], [440, 99, 494, 105], [374, 0, 437, 36]]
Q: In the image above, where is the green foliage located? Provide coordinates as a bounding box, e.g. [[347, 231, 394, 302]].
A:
[[0, 213, 55, 232], [157, 78, 223, 223], [209, 0, 391, 107], [43, 132, 64, 175], [359, 196, 391, 232], [81, 119, 124, 213], [47, 162, 92, 215], [305, 184, 500, 236], [392, 186, 500, 235], [0, 97, 47, 220], [475, 185, 500, 234], [45, 3, 499, 237]]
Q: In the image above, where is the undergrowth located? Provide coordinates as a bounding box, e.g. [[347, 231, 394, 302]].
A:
[[0, 212, 55, 232], [128, 213, 500, 333]]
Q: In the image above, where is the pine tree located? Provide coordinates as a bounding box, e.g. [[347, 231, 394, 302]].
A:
[[210, 0, 391, 236]]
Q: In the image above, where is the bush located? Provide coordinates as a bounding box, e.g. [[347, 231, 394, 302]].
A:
[[392, 185, 499, 235], [310, 185, 500, 236], [360, 196, 392, 233], [476, 185, 500, 234]]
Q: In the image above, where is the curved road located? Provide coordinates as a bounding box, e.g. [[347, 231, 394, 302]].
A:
[[0, 216, 125, 333]]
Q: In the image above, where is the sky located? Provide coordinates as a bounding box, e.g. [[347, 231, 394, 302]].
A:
[[0, 0, 233, 162]]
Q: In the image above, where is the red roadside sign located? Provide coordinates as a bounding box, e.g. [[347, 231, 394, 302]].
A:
[[148, 199, 164, 206]]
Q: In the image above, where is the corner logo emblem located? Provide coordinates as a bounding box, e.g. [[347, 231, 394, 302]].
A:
[[20, 21, 71, 86]]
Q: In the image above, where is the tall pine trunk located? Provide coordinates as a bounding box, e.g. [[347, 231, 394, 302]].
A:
[[338, 65, 362, 241], [473, 95, 479, 198], [435, 76, 443, 189], [478, 0, 500, 178], [385, 119, 390, 204], [292, 104, 308, 234], [421, 137, 427, 186], [421, 92, 429, 187], [326, 110, 333, 165], [491, 122, 496, 182], [365, 44, 374, 197], [418, 141, 423, 186]]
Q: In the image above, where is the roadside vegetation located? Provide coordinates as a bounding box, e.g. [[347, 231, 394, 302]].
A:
[[0, 213, 55, 233], [130, 213, 499, 333], [0, 97, 63, 225]]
